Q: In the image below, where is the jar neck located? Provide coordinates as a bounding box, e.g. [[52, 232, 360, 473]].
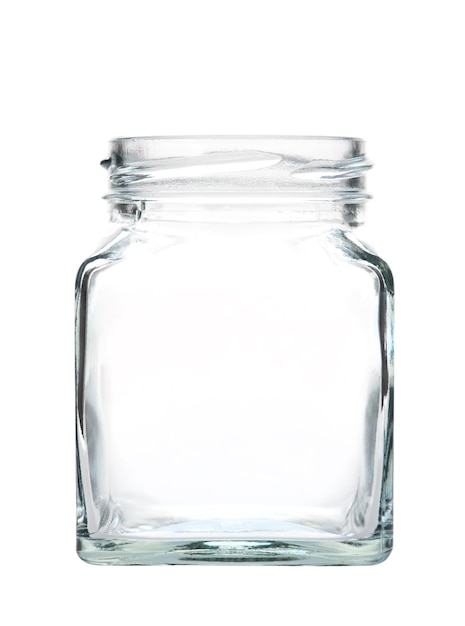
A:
[[103, 136, 372, 226], [110, 198, 364, 226]]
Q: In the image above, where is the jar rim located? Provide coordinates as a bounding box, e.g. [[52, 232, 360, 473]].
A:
[[106, 135, 365, 163], [112, 134, 363, 141]]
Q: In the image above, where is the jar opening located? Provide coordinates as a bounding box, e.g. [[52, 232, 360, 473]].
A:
[[103, 136, 371, 224]]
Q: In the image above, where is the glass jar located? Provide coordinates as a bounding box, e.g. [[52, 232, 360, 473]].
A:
[[76, 136, 393, 565]]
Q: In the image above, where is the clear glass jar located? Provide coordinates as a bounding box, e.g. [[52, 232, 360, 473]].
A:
[[76, 136, 393, 565]]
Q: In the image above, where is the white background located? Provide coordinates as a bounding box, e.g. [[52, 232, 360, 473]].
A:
[[1, 0, 464, 623]]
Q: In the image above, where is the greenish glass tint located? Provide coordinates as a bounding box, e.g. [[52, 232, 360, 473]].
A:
[[76, 137, 393, 565]]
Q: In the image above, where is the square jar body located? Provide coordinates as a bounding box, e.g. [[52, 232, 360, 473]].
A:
[[76, 222, 393, 565]]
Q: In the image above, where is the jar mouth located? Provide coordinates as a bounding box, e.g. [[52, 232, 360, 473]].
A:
[[103, 135, 366, 166], [102, 136, 371, 213], [107, 134, 364, 144]]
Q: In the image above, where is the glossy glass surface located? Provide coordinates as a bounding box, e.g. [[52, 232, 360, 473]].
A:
[[76, 137, 393, 565]]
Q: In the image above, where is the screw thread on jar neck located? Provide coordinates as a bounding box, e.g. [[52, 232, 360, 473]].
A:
[[103, 136, 372, 225]]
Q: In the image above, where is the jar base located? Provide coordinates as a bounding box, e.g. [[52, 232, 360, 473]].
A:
[[77, 534, 392, 566]]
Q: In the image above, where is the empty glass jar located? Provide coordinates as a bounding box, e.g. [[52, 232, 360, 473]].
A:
[[76, 136, 393, 565]]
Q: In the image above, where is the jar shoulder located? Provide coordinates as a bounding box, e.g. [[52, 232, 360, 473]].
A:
[[75, 226, 394, 298], [75, 228, 133, 291], [326, 229, 394, 296]]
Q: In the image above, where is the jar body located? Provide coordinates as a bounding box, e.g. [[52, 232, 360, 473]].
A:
[[76, 214, 393, 565]]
